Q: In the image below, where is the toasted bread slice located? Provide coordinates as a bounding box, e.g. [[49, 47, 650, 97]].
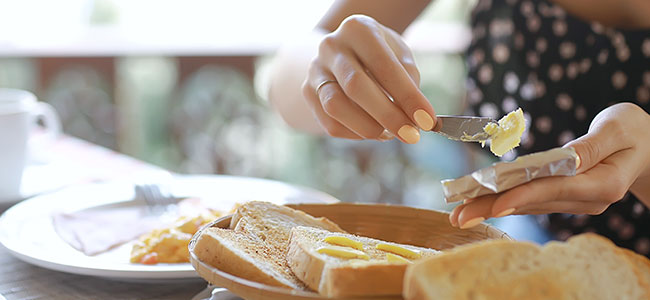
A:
[[616, 247, 650, 295], [404, 233, 650, 300], [229, 201, 343, 238], [193, 201, 344, 290], [286, 226, 439, 297]]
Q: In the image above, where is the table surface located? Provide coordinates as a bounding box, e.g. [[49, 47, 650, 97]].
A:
[[0, 135, 209, 300]]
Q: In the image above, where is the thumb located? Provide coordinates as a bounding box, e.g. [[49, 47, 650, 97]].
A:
[[563, 125, 622, 174]]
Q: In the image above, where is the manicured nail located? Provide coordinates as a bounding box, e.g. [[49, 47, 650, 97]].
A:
[[398, 125, 420, 144], [449, 213, 458, 227], [379, 130, 394, 141], [567, 146, 581, 170], [413, 109, 434, 131], [460, 217, 485, 229], [494, 208, 515, 218]]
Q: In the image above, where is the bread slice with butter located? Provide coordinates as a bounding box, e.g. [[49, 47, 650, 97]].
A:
[[193, 201, 344, 289], [404, 233, 650, 300], [286, 226, 439, 297]]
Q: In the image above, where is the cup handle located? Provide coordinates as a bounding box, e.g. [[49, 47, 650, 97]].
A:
[[33, 102, 62, 139]]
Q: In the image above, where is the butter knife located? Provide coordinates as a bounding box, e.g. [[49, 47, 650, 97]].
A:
[[433, 115, 497, 142]]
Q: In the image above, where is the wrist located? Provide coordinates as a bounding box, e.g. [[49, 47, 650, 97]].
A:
[[630, 110, 650, 207], [630, 175, 650, 209]]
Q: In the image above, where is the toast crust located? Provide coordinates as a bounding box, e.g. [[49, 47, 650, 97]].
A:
[[286, 233, 327, 290], [323, 263, 409, 297]]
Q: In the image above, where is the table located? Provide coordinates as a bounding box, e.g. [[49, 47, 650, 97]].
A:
[[0, 135, 209, 300], [0, 240, 208, 300]]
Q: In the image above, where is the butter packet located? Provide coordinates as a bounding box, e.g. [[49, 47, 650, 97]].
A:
[[441, 147, 578, 203]]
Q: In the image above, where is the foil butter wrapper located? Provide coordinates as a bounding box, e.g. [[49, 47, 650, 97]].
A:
[[441, 147, 578, 203]]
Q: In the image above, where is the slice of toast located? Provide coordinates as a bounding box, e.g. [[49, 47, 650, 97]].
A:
[[616, 247, 650, 295], [229, 201, 343, 238], [286, 226, 439, 297], [404, 233, 650, 300], [193, 201, 344, 290]]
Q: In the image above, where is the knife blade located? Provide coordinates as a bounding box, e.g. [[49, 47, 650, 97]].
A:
[[433, 115, 497, 142]]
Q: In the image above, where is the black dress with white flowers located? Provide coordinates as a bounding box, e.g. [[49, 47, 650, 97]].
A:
[[465, 0, 650, 255]]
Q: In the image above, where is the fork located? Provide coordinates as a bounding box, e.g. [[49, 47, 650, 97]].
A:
[[135, 183, 177, 206], [133, 174, 179, 214]]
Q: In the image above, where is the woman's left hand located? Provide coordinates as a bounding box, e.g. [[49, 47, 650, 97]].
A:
[[449, 102, 650, 229]]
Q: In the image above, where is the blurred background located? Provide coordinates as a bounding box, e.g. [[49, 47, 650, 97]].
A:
[[1, 0, 544, 237]]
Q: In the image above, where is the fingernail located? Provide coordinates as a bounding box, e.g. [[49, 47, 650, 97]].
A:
[[448, 213, 457, 227], [413, 109, 434, 131], [379, 130, 394, 141], [398, 125, 420, 144], [494, 208, 515, 218], [463, 198, 475, 205], [567, 146, 581, 170], [460, 217, 485, 229]]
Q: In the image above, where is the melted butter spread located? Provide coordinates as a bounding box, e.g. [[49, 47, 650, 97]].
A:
[[484, 108, 526, 157], [385, 253, 412, 263], [317, 245, 370, 260], [323, 236, 364, 250], [376, 243, 421, 259]]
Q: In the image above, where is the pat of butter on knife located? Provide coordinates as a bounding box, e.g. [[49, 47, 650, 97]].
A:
[[484, 108, 526, 157]]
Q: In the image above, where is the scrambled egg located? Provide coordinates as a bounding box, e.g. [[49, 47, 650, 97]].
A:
[[130, 211, 221, 264], [484, 108, 526, 157], [131, 202, 241, 265]]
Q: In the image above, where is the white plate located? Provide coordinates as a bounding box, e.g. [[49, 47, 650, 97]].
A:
[[0, 175, 339, 281]]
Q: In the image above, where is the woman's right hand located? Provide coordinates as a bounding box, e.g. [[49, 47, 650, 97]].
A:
[[302, 15, 437, 144]]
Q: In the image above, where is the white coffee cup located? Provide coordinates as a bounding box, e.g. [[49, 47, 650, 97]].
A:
[[0, 88, 61, 202]]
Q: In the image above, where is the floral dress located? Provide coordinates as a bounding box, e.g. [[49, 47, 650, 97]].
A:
[[465, 0, 650, 256]]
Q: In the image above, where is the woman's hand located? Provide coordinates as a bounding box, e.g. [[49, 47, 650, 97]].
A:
[[302, 15, 436, 144], [449, 103, 650, 229]]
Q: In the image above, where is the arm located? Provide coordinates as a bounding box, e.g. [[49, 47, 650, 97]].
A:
[[551, 0, 650, 28], [267, 0, 431, 135], [316, 0, 432, 33]]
